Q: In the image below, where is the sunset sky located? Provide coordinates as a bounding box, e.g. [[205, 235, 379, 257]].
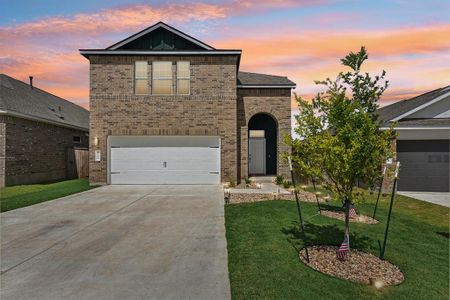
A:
[[1, 0, 449, 111]]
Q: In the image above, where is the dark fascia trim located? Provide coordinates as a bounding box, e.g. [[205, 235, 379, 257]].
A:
[[79, 49, 242, 58], [0, 109, 89, 132], [107, 21, 215, 51], [237, 84, 296, 89]]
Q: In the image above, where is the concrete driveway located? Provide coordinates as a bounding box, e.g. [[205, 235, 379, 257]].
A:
[[398, 191, 450, 208], [1, 185, 230, 300]]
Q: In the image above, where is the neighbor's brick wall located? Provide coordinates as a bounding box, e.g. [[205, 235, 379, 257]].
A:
[[88, 55, 238, 184], [237, 88, 292, 180], [0, 119, 5, 187], [0, 115, 88, 186]]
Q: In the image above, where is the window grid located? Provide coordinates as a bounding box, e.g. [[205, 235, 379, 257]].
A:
[[177, 61, 190, 95], [152, 61, 173, 95], [134, 61, 148, 95]]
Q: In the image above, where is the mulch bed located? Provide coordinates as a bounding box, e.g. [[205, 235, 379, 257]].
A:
[[299, 245, 404, 286], [321, 210, 379, 224], [226, 190, 326, 204], [234, 182, 261, 189]]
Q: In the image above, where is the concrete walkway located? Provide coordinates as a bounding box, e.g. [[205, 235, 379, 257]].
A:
[[229, 176, 290, 194], [1, 185, 230, 300], [398, 191, 450, 208]]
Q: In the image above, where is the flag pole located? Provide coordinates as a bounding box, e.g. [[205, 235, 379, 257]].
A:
[[372, 166, 386, 219], [289, 156, 310, 263], [380, 161, 400, 260]]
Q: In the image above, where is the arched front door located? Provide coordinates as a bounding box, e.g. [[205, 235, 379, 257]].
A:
[[248, 113, 277, 175]]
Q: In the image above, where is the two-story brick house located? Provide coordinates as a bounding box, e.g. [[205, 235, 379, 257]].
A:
[[80, 22, 295, 185]]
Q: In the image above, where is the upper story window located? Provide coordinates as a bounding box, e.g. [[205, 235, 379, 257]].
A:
[[177, 61, 190, 95], [134, 61, 148, 95], [152, 61, 172, 95]]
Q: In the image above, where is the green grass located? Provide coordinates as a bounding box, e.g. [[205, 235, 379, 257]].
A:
[[0, 179, 97, 212], [225, 192, 449, 299]]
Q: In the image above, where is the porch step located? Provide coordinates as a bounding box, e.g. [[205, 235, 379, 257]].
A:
[[250, 176, 276, 183]]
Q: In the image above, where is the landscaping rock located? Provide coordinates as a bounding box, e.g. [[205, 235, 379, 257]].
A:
[[299, 245, 404, 286], [321, 210, 379, 224], [226, 190, 326, 204]]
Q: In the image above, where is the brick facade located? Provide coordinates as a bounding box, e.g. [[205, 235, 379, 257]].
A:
[[89, 55, 239, 184], [0, 115, 88, 187], [88, 55, 292, 184], [237, 88, 292, 179]]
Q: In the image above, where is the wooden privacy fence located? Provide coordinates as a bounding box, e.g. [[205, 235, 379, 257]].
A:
[[67, 147, 89, 179]]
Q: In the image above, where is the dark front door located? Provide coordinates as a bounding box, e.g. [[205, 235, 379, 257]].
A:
[[249, 138, 266, 175], [397, 140, 449, 192], [248, 114, 277, 175]]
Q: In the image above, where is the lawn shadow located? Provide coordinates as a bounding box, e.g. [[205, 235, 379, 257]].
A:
[[436, 231, 449, 239], [282, 221, 373, 253]]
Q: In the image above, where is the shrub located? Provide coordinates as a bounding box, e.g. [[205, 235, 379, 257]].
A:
[[283, 180, 292, 189], [275, 175, 284, 185], [244, 177, 252, 185], [228, 179, 236, 188]]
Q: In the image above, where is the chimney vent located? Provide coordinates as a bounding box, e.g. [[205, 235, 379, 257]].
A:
[[29, 76, 33, 89]]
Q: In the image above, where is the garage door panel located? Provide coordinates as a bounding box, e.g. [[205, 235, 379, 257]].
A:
[[109, 139, 220, 185], [397, 140, 449, 192]]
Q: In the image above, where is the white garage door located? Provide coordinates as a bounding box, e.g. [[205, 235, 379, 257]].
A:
[[109, 136, 220, 185]]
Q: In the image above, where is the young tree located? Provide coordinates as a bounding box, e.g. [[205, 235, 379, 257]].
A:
[[288, 47, 395, 252]]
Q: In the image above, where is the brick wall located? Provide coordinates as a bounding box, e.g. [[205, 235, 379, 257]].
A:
[[88, 55, 239, 184], [0, 115, 88, 186], [237, 88, 292, 180], [0, 120, 5, 187]]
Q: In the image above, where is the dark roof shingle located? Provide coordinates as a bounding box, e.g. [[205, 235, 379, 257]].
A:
[[0, 74, 89, 130], [377, 85, 450, 125], [237, 71, 295, 87]]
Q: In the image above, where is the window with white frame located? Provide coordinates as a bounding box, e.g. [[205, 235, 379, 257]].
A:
[[177, 61, 190, 95], [153, 61, 172, 95], [134, 61, 148, 95]]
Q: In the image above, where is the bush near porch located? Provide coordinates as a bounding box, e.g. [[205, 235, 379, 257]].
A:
[[225, 192, 449, 299]]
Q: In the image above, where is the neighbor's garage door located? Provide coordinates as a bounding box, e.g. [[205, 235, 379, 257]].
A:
[[397, 140, 449, 192], [109, 136, 220, 184]]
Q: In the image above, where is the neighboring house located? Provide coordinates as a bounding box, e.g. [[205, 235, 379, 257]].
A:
[[378, 86, 450, 192], [80, 22, 295, 185], [0, 74, 89, 187]]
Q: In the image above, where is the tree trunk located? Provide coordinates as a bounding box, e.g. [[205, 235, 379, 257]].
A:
[[344, 198, 350, 247]]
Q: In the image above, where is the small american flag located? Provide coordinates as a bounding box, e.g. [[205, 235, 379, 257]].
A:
[[349, 204, 357, 219], [336, 234, 350, 260]]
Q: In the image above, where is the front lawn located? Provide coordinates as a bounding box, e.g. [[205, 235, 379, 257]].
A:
[[225, 192, 449, 299], [0, 179, 97, 212]]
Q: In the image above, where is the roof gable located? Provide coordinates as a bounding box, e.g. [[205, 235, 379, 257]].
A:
[[377, 85, 450, 124], [107, 22, 214, 51], [0, 74, 89, 131]]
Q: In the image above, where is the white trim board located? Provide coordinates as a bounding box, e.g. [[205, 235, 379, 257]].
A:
[[391, 91, 450, 122], [108, 22, 214, 50], [80, 50, 241, 56]]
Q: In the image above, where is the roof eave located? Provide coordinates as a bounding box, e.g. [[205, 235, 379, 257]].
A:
[[0, 109, 89, 132], [79, 49, 242, 58], [237, 84, 296, 89]]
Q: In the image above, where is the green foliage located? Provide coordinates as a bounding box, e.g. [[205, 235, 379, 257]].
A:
[[0, 179, 97, 212], [275, 175, 284, 185], [225, 194, 449, 299], [244, 177, 252, 185], [228, 178, 236, 188], [282, 180, 292, 189], [287, 47, 395, 206]]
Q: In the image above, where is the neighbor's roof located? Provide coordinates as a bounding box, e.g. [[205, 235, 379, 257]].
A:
[[237, 72, 296, 88], [377, 85, 450, 126], [0, 74, 89, 131]]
